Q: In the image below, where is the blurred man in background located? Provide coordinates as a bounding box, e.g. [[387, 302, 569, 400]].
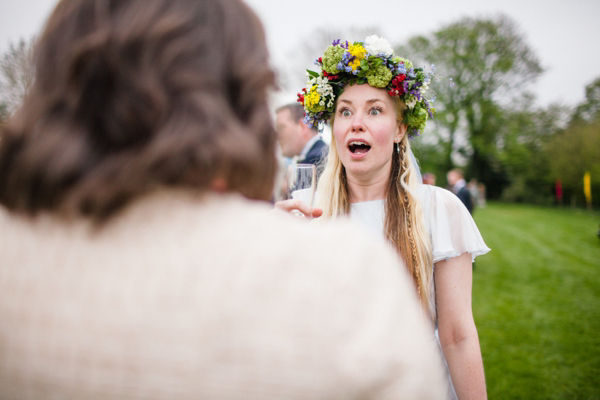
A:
[[447, 168, 474, 214], [275, 103, 328, 165]]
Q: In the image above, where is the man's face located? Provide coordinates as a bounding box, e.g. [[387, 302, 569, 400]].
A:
[[275, 109, 304, 158], [447, 171, 460, 186]]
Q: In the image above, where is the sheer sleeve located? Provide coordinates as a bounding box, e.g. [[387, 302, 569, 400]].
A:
[[419, 185, 490, 263]]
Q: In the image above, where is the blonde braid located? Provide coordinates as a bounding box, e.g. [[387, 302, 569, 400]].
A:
[[399, 140, 422, 299]]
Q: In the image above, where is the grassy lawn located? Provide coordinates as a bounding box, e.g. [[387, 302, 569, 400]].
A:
[[472, 203, 600, 399]]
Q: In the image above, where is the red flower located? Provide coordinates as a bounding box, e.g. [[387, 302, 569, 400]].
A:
[[297, 93, 305, 105], [322, 70, 339, 80], [388, 74, 406, 97]]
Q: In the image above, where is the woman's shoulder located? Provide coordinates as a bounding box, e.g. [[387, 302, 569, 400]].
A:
[[416, 183, 454, 198], [415, 185, 490, 263], [415, 184, 465, 213]]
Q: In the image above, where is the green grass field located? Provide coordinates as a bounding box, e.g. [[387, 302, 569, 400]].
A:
[[472, 203, 600, 399]]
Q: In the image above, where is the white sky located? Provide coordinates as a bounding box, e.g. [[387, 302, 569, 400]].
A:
[[1, 0, 599, 109]]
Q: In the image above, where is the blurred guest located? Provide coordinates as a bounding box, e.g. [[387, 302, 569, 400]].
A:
[[0, 0, 447, 399], [423, 172, 437, 186], [447, 168, 474, 214], [468, 179, 479, 210], [477, 182, 487, 208], [275, 103, 328, 165]]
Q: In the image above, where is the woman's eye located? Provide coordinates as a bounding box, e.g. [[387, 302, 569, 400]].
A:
[[340, 109, 352, 117], [369, 108, 381, 116]]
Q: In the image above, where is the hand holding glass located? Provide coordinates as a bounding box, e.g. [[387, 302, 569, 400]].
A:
[[286, 164, 316, 217]]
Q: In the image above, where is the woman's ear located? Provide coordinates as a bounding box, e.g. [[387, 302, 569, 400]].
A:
[[395, 123, 407, 143]]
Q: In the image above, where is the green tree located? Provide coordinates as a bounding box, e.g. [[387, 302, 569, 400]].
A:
[[499, 102, 569, 204], [411, 134, 448, 186], [544, 119, 600, 207], [398, 15, 543, 198], [570, 77, 600, 126]]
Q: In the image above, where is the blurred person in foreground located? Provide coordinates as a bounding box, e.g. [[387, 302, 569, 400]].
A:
[[0, 0, 448, 399], [277, 36, 490, 399], [275, 103, 328, 165]]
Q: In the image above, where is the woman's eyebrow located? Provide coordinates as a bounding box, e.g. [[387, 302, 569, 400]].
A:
[[338, 98, 385, 105]]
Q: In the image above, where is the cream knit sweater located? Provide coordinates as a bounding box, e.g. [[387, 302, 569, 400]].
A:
[[0, 191, 447, 399]]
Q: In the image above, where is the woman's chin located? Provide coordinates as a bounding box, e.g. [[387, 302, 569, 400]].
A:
[[343, 163, 373, 179]]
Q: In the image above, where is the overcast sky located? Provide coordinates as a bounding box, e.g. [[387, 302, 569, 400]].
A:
[[1, 0, 599, 109]]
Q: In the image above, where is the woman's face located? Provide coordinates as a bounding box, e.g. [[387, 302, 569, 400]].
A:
[[332, 84, 405, 182]]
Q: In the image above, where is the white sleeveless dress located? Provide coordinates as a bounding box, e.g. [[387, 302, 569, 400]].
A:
[[349, 184, 491, 399]]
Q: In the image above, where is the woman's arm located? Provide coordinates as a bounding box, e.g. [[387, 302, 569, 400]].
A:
[[435, 252, 487, 400]]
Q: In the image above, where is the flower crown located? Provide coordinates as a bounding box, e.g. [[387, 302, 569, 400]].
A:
[[297, 35, 436, 137]]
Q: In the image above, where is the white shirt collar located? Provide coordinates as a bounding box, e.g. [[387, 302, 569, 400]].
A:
[[452, 179, 466, 194]]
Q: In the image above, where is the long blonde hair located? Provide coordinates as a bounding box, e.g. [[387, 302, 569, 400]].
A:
[[316, 97, 435, 318]]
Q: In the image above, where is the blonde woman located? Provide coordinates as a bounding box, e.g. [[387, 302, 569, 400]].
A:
[[277, 36, 490, 400]]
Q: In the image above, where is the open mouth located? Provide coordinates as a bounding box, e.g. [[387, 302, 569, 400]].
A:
[[348, 140, 371, 155]]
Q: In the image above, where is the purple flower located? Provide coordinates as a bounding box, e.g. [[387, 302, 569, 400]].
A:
[[424, 99, 435, 118], [303, 115, 314, 128], [332, 39, 341, 46]]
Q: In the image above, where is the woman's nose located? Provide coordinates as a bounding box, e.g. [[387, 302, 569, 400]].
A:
[[351, 115, 365, 132]]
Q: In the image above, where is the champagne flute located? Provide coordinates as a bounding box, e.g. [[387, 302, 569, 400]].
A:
[[286, 164, 316, 217]]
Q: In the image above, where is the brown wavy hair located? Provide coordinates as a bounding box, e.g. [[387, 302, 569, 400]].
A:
[[0, 0, 277, 221]]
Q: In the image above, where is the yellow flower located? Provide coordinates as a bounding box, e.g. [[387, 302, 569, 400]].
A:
[[305, 85, 321, 110], [348, 44, 366, 60], [349, 59, 361, 71]]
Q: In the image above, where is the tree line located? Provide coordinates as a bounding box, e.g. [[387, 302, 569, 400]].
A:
[[1, 16, 598, 208], [397, 15, 599, 208]]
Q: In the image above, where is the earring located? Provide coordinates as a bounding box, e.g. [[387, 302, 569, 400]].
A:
[[395, 142, 400, 154]]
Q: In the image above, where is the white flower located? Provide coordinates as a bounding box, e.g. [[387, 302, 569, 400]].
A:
[[316, 81, 334, 98], [365, 35, 393, 57], [405, 96, 417, 109]]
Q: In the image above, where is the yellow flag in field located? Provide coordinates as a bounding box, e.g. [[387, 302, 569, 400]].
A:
[[583, 172, 592, 205]]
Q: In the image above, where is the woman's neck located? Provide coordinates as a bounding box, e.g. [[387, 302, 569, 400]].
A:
[[346, 169, 390, 203]]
